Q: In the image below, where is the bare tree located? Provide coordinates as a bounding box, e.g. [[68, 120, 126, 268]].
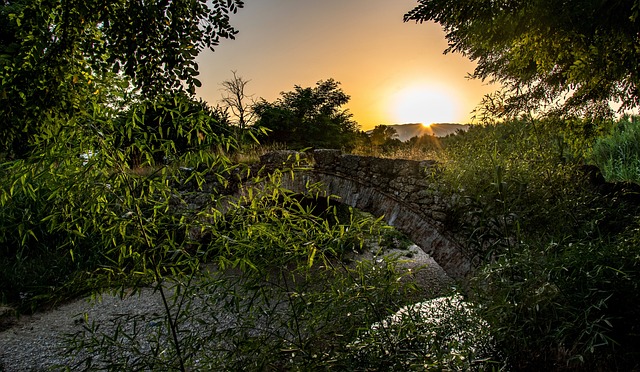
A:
[[219, 71, 256, 129]]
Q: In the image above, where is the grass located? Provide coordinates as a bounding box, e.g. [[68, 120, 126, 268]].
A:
[[230, 141, 289, 164]]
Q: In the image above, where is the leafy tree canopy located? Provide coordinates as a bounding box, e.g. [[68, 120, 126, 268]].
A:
[[370, 125, 398, 147], [405, 0, 640, 118], [253, 79, 360, 149], [0, 0, 243, 158]]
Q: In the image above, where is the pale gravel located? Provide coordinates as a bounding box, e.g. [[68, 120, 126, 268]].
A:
[[0, 288, 168, 371], [0, 245, 451, 371]]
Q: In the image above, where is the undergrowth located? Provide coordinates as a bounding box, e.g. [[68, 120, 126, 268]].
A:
[[590, 115, 640, 184], [425, 118, 640, 370], [2, 113, 494, 370], [351, 116, 640, 369]]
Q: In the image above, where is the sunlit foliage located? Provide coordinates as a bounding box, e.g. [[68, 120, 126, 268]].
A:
[[405, 0, 640, 118], [0, 0, 243, 158], [591, 115, 640, 184], [253, 79, 360, 149]]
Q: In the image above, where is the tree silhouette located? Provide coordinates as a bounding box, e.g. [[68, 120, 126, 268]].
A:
[[1, 0, 243, 158], [253, 79, 359, 149], [220, 71, 256, 130], [406, 0, 640, 118], [370, 125, 399, 148]]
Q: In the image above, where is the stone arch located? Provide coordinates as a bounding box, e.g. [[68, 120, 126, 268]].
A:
[[260, 150, 472, 279]]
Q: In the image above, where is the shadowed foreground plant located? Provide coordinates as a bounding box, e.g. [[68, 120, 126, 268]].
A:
[[62, 182, 437, 370], [471, 236, 640, 370]]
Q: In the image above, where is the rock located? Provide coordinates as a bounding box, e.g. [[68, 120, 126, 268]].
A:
[[311, 149, 342, 168]]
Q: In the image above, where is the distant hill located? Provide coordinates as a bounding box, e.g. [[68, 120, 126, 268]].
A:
[[379, 123, 470, 142]]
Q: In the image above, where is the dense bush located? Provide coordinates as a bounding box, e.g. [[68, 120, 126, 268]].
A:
[[0, 96, 236, 310], [252, 79, 360, 150], [428, 119, 640, 369], [0, 160, 106, 306], [590, 115, 640, 184], [112, 92, 233, 166], [473, 236, 640, 370]]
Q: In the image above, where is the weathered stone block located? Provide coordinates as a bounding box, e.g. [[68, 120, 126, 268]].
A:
[[417, 197, 434, 205], [256, 151, 470, 279], [312, 149, 342, 168], [431, 211, 448, 222]]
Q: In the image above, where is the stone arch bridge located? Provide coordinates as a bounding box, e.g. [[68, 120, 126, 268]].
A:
[[257, 150, 471, 279]]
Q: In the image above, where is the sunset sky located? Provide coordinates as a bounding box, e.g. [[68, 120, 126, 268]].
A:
[[196, 0, 498, 131]]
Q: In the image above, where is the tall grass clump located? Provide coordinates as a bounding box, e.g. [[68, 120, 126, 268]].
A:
[[435, 119, 593, 256], [590, 115, 640, 184], [428, 118, 640, 370]]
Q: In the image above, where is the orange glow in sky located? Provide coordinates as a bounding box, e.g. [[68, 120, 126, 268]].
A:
[[196, 0, 497, 130]]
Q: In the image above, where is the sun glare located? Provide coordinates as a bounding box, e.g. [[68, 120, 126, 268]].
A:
[[391, 86, 459, 125]]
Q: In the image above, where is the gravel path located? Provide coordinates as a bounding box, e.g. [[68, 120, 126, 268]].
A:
[[0, 245, 451, 371], [0, 288, 168, 371]]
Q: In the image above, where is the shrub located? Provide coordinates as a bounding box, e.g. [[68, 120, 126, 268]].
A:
[[472, 235, 640, 370], [112, 92, 233, 167], [0, 97, 237, 310], [590, 115, 640, 184], [0, 159, 107, 307], [63, 173, 430, 370], [429, 120, 592, 259], [428, 118, 640, 369]]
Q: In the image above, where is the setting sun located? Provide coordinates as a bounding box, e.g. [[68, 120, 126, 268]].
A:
[[390, 85, 460, 125]]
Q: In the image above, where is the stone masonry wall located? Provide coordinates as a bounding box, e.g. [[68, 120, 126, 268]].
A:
[[259, 150, 471, 279]]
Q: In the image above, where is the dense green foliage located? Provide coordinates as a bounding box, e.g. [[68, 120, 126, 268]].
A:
[[112, 92, 232, 165], [0, 0, 243, 158], [252, 79, 360, 149], [2, 99, 468, 369], [405, 0, 640, 118], [0, 95, 235, 307], [427, 120, 640, 370], [63, 172, 446, 370], [3, 0, 640, 369], [591, 115, 640, 184]]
